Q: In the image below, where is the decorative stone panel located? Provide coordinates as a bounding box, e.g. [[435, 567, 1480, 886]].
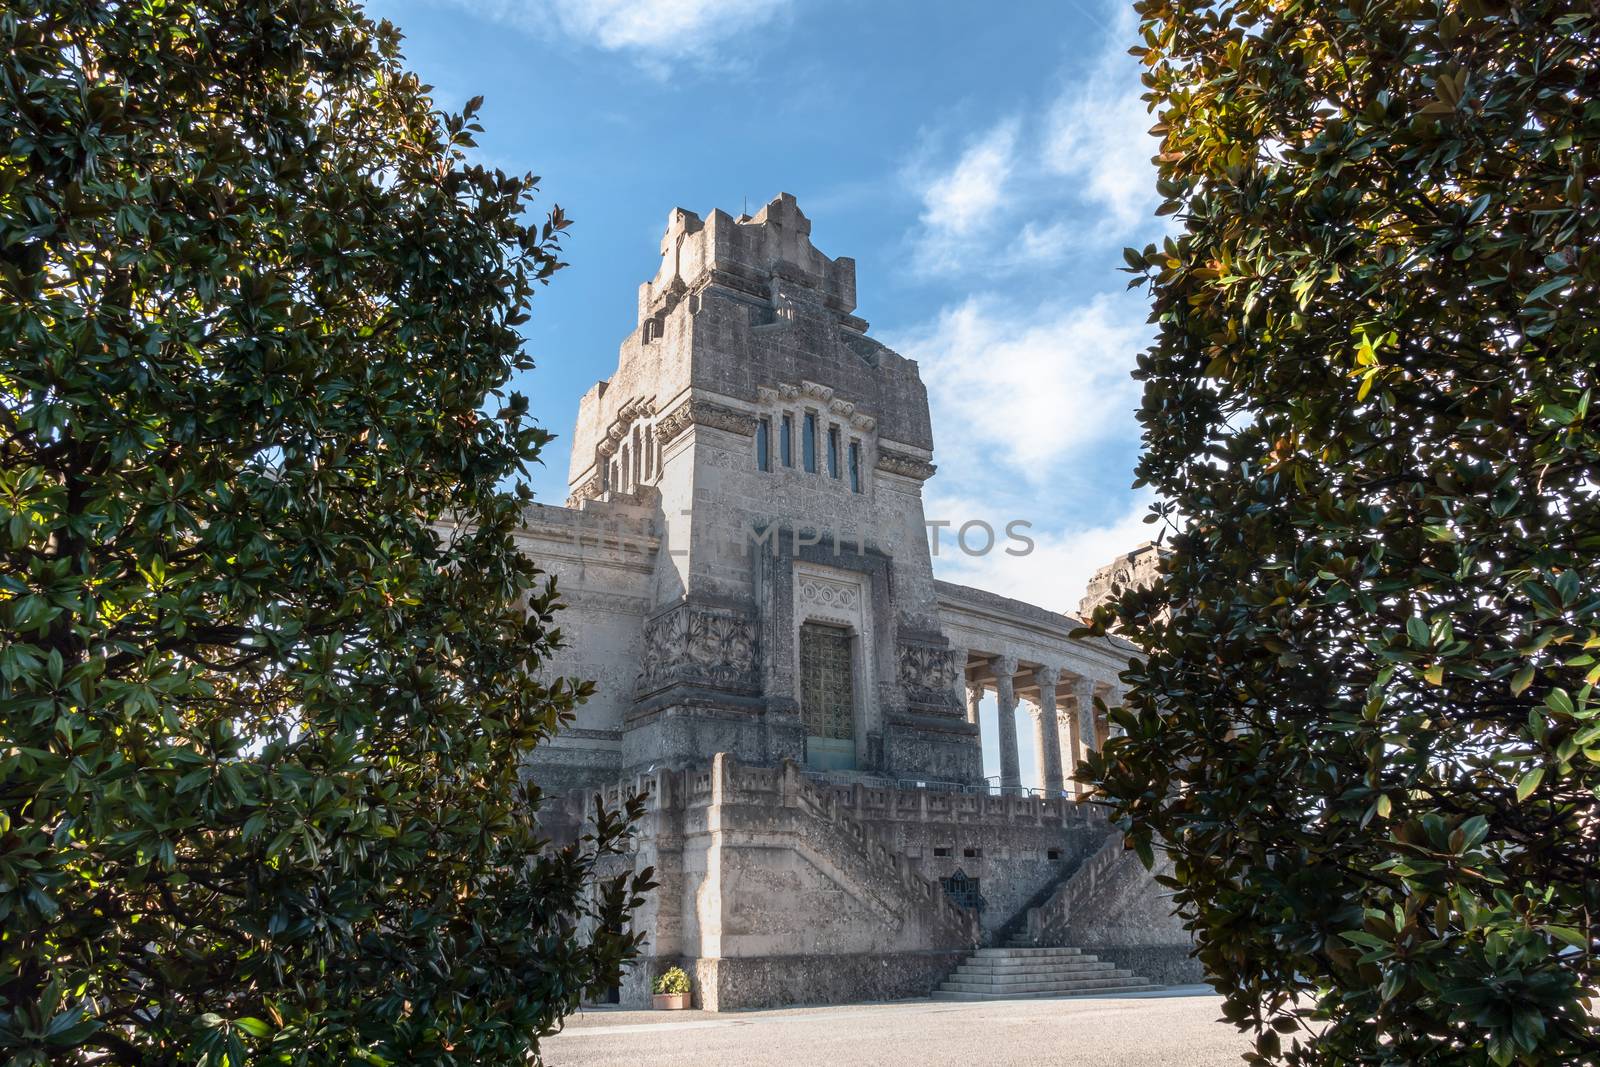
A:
[[637, 602, 760, 696], [566, 474, 602, 507], [796, 571, 862, 624], [897, 640, 962, 711]]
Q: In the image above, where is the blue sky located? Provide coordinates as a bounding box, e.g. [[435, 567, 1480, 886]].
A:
[[366, 0, 1165, 785]]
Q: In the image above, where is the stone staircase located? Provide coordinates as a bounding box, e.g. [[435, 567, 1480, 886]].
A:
[[931, 944, 1161, 1000]]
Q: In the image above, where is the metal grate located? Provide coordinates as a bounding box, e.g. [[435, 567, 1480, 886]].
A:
[[800, 623, 854, 740], [939, 868, 986, 913]]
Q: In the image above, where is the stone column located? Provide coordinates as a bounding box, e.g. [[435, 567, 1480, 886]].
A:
[[994, 656, 1021, 795], [965, 681, 984, 727], [1062, 692, 1084, 797], [1105, 683, 1127, 738], [1032, 666, 1064, 796], [1072, 673, 1100, 758]]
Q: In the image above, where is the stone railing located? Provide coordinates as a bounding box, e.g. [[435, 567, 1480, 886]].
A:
[[584, 757, 981, 947], [1019, 830, 1125, 944], [687, 756, 975, 945], [807, 778, 1108, 833], [779, 762, 980, 945]]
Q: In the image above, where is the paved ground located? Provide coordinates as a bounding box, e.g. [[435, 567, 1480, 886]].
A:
[[541, 987, 1251, 1066]]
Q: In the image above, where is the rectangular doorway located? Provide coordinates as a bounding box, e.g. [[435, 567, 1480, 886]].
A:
[[800, 622, 855, 770]]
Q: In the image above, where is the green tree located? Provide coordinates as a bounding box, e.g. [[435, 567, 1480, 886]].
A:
[[1089, 0, 1600, 1063], [0, 2, 651, 1063]]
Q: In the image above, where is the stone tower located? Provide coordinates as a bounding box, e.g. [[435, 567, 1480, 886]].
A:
[[533, 193, 976, 786], [517, 196, 1199, 1009]]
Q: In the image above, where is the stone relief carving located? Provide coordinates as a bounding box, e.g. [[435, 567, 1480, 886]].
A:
[[654, 400, 759, 444], [875, 447, 936, 481], [797, 574, 860, 618], [897, 641, 962, 709], [596, 397, 657, 460], [1078, 542, 1162, 622], [637, 603, 759, 695], [566, 475, 602, 507]]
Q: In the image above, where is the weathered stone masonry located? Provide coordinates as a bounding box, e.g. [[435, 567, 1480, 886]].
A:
[[522, 194, 1197, 1007]]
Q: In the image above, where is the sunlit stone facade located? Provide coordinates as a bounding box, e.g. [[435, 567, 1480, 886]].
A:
[[523, 195, 1195, 1009]]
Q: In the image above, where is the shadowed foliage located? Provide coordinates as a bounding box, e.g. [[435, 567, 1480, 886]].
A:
[[0, 1, 652, 1063], [1084, 0, 1600, 1063]]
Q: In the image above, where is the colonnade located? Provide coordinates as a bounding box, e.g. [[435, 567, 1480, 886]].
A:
[[953, 650, 1117, 797]]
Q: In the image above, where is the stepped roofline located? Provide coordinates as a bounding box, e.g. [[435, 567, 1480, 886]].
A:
[[637, 192, 859, 330]]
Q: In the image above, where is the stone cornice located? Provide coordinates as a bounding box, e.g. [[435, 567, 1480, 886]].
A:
[[874, 446, 936, 481], [593, 396, 657, 460], [755, 381, 878, 434], [655, 399, 759, 443]]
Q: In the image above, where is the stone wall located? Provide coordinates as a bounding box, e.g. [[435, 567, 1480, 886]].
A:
[[499, 498, 657, 795], [1078, 541, 1163, 623], [567, 755, 983, 1010], [694, 950, 969, 1011], [1022, 833, 1203, 984], [808, 782, 1111, 936]]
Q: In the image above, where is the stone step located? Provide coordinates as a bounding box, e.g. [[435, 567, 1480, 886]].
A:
[[950, 962, 1121, 980], [939, 943, 1160, 1003], [932, 984, 1163, 1001], [947, 967, 1136, 986], [940, 971, 1144, 991], [957, 955, 1109, 970]]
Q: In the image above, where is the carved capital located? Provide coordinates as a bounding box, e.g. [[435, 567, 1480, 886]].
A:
[[993, 656, 1019, 706]]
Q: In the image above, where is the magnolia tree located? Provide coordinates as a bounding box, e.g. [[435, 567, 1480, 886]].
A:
[[1086, 0, 1599, 1064], [0, 2, 651, 1064]]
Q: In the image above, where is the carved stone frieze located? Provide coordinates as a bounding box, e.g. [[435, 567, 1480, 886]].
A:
[[637, 603, 760, 695], [567, 590, 650, 617], [797, 573, 860, 618], [875, 448, 936, 481], [566, 475, 602, 507], [654, 400, 759, 444]]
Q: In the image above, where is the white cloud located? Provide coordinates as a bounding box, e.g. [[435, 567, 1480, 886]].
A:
[[903, 3, 1158, 276], [929, 496, 1156, 620], [895, 291, 1147, 474], [446, 0, 792, 65], [1040, 7, 1157, 233], [906, 121, 1021, 274], [919, 121, 1018, 238]]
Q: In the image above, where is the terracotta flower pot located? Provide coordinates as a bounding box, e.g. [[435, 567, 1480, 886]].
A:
[[652, 992, 689, 1010]]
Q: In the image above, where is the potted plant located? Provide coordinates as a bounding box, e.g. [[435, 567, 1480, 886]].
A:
[[652, 966, 691, 1010]]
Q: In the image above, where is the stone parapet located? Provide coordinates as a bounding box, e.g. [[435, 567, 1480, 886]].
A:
[[813, 780, 1108, 832], [1020, 832, 1203, 984]]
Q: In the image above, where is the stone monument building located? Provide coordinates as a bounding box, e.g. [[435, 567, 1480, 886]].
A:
[[520, 194, 1195, 1009]]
